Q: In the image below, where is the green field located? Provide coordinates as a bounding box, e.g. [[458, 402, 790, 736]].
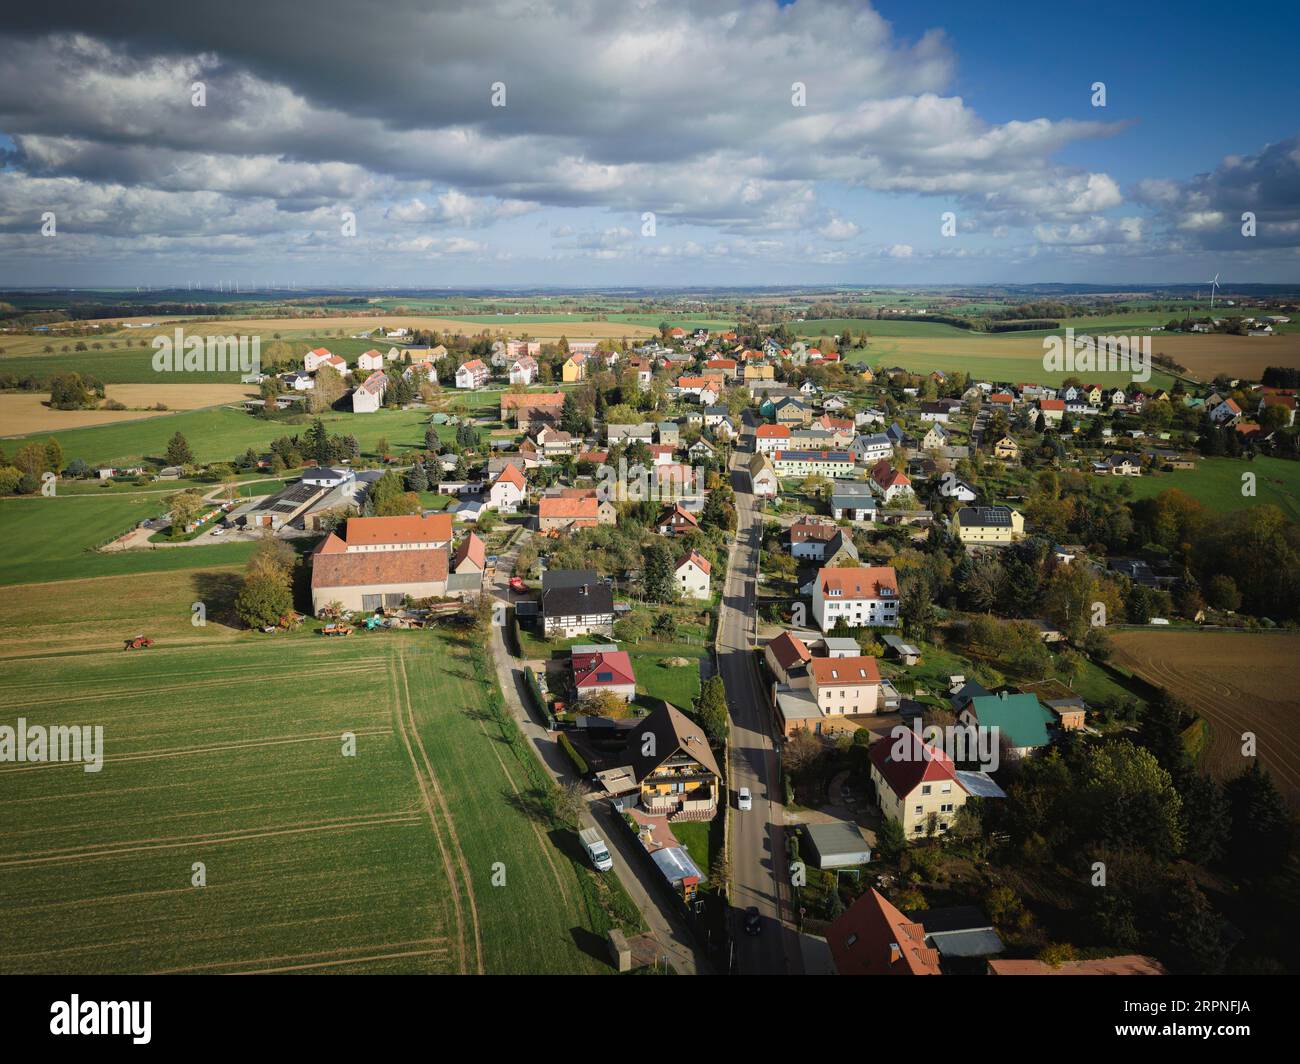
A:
[[1126, 455, 1300, 520], [0, 625, 631, 974]]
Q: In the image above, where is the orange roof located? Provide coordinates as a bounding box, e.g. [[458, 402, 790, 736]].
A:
[[829, 889, 941, 976], [340, 513, 452, 546], [501, 391, 564, 409], [494, 463, 526, 489], [308, 346, 331, 356], [452, 532, 486, 571], [756, 424, 791, 438], [312, 546, 448, 590], [819, 566, 897, 598], [766, 631, 811, 671], [539, 496, 599, 520], [676, 550, 712, 575], [811, 655, 880, 686], [988, 955, 1166, 976], [1040, 399, 1065, 411]]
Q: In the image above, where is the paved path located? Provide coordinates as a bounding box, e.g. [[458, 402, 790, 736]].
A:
[[720, 432, 804, 975], [484, 537, 712, 975]]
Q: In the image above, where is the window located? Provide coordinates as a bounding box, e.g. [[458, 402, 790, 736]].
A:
[[914, 805, 922, 814], [921, 784, 931, 796]]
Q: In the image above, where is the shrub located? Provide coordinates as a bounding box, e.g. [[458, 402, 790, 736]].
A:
[[557, 732, 588, 775]]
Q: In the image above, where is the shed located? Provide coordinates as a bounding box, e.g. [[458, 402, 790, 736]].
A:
[[802, 821, 872, 869]]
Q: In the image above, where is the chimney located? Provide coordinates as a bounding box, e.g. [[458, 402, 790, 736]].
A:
[[889, 943, 902, 965]]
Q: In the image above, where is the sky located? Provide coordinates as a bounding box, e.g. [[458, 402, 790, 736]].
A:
[[1, 0, 1298, 289]]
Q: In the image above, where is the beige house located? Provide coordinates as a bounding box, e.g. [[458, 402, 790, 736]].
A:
[[810, 655, 881, 717], [538, 495, 599, 532], [993, 436, 1020, 460], [953, 505, 1024, 545], [489, 463, 527, 513], [748, 452, 779, 497], [869, 731, 970, 840]]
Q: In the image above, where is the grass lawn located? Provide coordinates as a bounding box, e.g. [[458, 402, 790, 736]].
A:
[[670, 818, 724, 883], [0, 619, 633, 974], [628, 639, 706, 709], [1125, 455, 1300, 521]]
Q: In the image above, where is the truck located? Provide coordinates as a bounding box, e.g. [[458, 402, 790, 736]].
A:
[[578, 827, 614, 872]]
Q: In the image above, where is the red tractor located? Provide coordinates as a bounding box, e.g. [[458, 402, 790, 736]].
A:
[[123, 635, 155, 650]]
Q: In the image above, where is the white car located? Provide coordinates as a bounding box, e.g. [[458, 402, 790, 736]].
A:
[[737, 787, 752, 811], [210, 526, 225, 536]]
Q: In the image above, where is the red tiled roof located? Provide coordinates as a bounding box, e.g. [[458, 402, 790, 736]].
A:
[[573, 649, 637, 690], [988, 955, 1166, 976], [312, 546, 448, 590], [811, 655, 880, 686], [819, 566, 898, 598], [766, 631, 811, 671], [501, 392, 564, 410], [452, 532, 486, 572], [539, 496, 598, 520], [676, 550, 712, 575], [756, 424, 791, 438], [868, 730, 961, 799], [828, 889, 941, 976], [1040, 399, 1065, 411], [494, 463, 526, 489], [340, 514, 452, 546]]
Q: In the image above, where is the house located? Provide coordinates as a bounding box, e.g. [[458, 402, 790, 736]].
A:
[[773, 450, 856, 479], [451, 531, 486, 575], [488, 462, 527, 513], [812, 566, 899, 632], [555, 487, 616, 525], [606, 423, 655, 446], [828, 889, 941, 976], [658, 502, 699, 536], [764, 631, 812, 687], [541, 570, 615, 638], [959, 692, 1055, 757], [674, 551, 712, 600], [748, 452, 779, 498], [282, 370, 315, 391], [301, 466, 354, 489], [455, 359, 490, 390], [308, 515, 456, 613], [870, 459, 913, 501], [1103, 453, 1143, 476], [993, 436, 1020, 461], [630, 702, 720, 821], [508, 356, 538, 385], [773, 397, 813, 427], [656, 421, 681, 446], [688, 438, 717, 461], [755, 423, 792, 455], [1209, 398, 1242, 424], [304, 346, 337, 372], [1038, 398, 1065, 425], [571, 646, 637, 703], [538, 495, 600, 532], [810, 655, 881, 717], [501, 392, 564, 430], [561, 353, 588, 383], [869, 730, 969, 839], [953, 505, 1024, 545], [1258, 393, 1297, 426], [532, 424, 579, 460], [789, 520, 858, 566], [351, 370, 388, 413], [357, 349, 386, 373], [830, 482, 878, 522], [1018, 679, 1087, 731], [918, 401, 953, 424], [920, 424, 950, 451]]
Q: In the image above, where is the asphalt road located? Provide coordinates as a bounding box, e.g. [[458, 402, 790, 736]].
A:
[[720, 434, 803, 975]]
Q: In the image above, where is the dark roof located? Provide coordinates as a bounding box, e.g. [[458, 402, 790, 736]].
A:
[[957, 505, 1013, 527], [542, 576, 614, 618], [628, 702, 721, 782]]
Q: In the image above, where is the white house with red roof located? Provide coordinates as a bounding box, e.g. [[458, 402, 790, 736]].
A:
[[357, 349, 386, 373], [572, 646, 637, 702], [508, 355, 538, 385], [869, 730, 970, 839], [658, 502, 699, 536], [810, 655, 882, 717], [812, 566, 900, 632], [755, 423, 792, 455], [674, 550, 712, 600], [455, 358, 490, 390], [870, 459, 913, 501], [488, 463, 527, 513], [352, 370, 388, 413], [304, 346, 341, 373], [1038, 398, 1065, 425]]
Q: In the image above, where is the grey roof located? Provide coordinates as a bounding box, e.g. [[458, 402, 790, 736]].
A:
[[446, 572, 483, 593], [821, 637, 861, 653], [954, 771, 1008, 799], [775, 685, 821, 722], [802, 821, 872, 868], [833, 480, 876, 498], [650, 845, 705, 887], [914, 908, 1005, 958], [950, 680, 990, 709]]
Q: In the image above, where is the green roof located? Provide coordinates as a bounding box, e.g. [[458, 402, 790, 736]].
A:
[[967, 693, 1054, 749]]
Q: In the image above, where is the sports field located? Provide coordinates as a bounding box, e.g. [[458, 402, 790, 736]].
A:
[[0, 620, 630, 974]]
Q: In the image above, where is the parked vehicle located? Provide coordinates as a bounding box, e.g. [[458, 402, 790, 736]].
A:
[[578, 827, 613, 872], [737, 787, 752, 811], [509, 576, 527, 593]]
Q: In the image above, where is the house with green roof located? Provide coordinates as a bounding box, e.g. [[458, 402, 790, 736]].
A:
[[958, 692, 1056, 757]]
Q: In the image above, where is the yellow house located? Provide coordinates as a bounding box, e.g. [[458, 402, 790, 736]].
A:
[[630, 703, 719, 821], [859, 366, 875, 383], [869, 731, 970, 840], [953, 504, 1025, 544], [993, 435, 1020, 460], [562, 353, 587, 383], [744, 364, 775, 381]]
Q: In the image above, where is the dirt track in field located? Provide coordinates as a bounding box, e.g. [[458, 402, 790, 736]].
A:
[[1109, 630, 1300, 807]]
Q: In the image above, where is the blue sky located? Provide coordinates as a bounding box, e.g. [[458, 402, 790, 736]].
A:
[[1, 0, 1297, 287]]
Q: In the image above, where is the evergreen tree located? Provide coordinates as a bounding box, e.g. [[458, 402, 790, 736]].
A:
[[405, 461, 429, 493], [643, 542, 677, 604], [165, 432, 194, 466], [1223, 762, 1293, 877], [307, 418, 330, 463]]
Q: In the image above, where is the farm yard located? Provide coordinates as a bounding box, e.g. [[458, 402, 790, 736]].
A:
[[0, 620, 630, 974], [1109, 629, 1300, 808]]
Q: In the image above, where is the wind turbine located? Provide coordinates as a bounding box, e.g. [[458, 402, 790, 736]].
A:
[[1209, 273, 1220, 309]]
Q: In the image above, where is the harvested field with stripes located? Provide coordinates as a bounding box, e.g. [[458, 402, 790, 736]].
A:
[[0, 624, 624, 974], [1109, 629, 1300, 808]]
